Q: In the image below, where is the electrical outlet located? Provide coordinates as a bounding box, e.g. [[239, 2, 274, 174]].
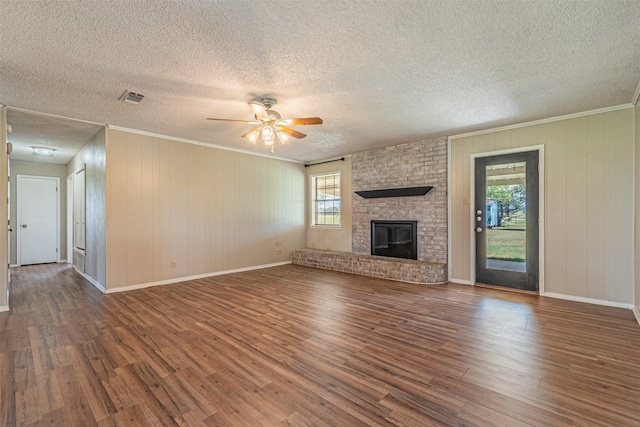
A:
[[275, 240, 282, 247], [275, 249, 282, 255], [170, 261, 176, 269]]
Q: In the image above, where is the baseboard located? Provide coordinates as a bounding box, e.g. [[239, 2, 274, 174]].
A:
[[105, 261, 292, 294], [633, 306, 640, 326], [543, 292, 634, 310], [449, 278, 472, 285], [0, 305, 8, 312], [73, 266, 107, 293], [10, 262, 66, 268]]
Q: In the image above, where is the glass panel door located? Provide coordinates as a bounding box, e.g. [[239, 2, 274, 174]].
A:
[[475, 151, 539, 291]]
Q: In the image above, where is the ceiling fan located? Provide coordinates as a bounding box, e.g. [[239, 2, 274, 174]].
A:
[[207, 98, 322, 153]]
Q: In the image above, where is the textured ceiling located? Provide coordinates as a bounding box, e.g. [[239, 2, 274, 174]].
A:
[[1, 0, 639, 163]]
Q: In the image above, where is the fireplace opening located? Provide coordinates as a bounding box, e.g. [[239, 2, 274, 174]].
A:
[[371, 220, 417, 260]]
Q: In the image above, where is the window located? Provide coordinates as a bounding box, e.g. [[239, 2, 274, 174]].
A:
[[312, 172, 341, 226]]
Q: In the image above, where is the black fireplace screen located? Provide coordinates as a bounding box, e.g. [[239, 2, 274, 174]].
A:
[[371, 220, 417, 260]]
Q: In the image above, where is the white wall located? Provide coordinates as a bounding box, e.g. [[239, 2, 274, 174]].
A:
[[9, 160, 68, 265], [106, 129, 306, 291], [306, 157, 352, 252], [67, 127, 107, 289], [450, 107, 635, 305]]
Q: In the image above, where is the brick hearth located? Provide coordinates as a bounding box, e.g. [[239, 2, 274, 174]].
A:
[[291, 248, 447, 284]]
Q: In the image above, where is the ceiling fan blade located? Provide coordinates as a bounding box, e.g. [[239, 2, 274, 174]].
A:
[[206, 118, 261, 124], [277, 117, 323, 126], [241, 127, 261, 139], [248, 102, 270, 120], [278, 126, 307, 139]]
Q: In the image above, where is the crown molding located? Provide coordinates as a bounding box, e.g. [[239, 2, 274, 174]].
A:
[[106, 125, 303, 164], [449, 103, 633, 141], [6, 106, 105, 126]]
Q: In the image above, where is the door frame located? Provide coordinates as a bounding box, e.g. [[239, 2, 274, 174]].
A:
[[67, 173, 73, 264], [470, 145, 545, 293], [16, 174, 60, 266]]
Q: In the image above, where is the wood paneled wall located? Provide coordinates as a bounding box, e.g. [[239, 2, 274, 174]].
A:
[[106, 130, 306, 291], [67, 128, 107, 288], [450, 108, 634, 304]]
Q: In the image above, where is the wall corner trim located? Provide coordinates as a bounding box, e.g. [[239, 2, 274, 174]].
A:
[[633, 306, 640, 327], [632, 78, 640, 106], [74, 266, 106, 293]]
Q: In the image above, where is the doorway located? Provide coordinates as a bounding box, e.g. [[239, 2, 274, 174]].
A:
[[16, 175, 59, 265], [474, 151, 539, 291]]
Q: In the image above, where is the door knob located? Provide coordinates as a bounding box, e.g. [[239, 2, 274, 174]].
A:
[[476, 227, 483, 232], [21, 224, 27, 228]]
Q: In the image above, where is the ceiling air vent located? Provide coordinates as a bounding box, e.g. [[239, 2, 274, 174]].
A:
[[119, 90, 144, 104]]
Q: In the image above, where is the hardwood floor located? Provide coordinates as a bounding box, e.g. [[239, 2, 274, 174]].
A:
[[1, 263, 639, 426]]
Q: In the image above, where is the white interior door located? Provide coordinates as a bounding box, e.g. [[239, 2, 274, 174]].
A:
[[17, 175, 59, 265]]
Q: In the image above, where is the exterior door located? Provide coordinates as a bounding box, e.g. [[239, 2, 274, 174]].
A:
[[475, 151, 539, 291], [17, 175, 58, 265]]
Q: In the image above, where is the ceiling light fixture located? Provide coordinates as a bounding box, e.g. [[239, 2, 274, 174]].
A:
[[207, 98, 323, 154], [252, 125, 290, 153], [261, 125, 275, 145], [277, 130, 289, 144], [31, 146, 56, 157]]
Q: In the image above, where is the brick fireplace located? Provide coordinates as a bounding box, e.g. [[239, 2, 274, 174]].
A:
[[293, 137, 448, 284], [352, 136, 448, 264]]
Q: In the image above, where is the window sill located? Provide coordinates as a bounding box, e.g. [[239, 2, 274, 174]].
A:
[[310, 225, 342, 230]]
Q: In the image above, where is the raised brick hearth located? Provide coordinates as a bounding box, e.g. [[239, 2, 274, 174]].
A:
[[291, 248, 447, 284]]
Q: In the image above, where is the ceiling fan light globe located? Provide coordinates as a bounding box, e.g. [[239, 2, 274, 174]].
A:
[[277, 131, 289, 144], [261, 125, 275, 144]]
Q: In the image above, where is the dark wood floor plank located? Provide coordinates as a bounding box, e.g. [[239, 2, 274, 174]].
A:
[[1, 263, 639, 426]]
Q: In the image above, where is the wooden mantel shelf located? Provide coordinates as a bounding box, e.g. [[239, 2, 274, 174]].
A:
[[354, 186, 433, 199]]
